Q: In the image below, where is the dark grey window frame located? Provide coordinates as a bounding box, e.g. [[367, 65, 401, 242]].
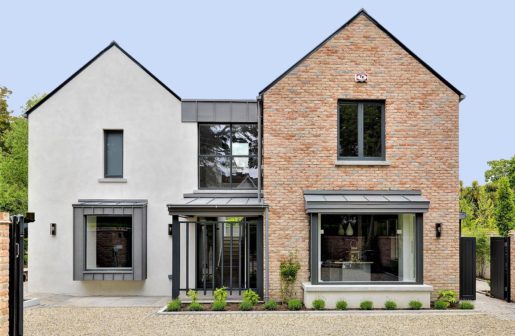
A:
[[104, 130, 124, 178], [198, 123, 258, 190], [73, 200, 147, 281], [337, 100, 385, 161], [309, 212, 423, 285]]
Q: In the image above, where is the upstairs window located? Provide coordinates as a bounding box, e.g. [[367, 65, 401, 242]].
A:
[[104, 130, 123, 178], [338, 101, 384, 160], [199, 123, 258, 189]]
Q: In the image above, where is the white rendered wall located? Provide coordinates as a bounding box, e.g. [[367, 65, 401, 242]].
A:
[[28, 46, 197, 296]]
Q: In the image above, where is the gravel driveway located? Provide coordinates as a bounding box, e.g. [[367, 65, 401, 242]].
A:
[[25, 307, 515, 336]]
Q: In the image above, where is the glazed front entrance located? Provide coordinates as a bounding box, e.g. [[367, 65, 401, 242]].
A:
[[171, 216, 263, 299]]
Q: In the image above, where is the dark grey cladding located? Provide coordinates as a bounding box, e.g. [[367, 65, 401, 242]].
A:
[[304, 190, 430, 214], [182, 100, 258, 122]]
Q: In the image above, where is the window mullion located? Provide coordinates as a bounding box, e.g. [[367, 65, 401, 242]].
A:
[[357, 103, 364, 158]]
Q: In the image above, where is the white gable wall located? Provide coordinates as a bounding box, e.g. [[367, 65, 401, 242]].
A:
[[28, 46, 197, 295]]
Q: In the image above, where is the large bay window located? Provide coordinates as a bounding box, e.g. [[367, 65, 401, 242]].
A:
[[319, 214, 418, 283], [86, 216, 132, 269]]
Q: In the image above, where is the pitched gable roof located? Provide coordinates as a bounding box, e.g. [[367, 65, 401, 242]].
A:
[[259, 9, 465, 101], [25, 41, 181, 116]]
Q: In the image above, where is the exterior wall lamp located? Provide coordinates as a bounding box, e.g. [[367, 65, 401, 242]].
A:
[[50, 223, 57, 236], [435, 223, 442, 238], [168, 223, 173, 236]]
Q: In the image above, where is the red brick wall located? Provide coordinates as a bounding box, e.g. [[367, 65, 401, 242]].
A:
[[262, 14, 460, 299], [0, 212, 9, 334]]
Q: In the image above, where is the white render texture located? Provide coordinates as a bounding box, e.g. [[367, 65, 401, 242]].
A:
[[28, 45, 197, 296], [302, 282, 433, 309]]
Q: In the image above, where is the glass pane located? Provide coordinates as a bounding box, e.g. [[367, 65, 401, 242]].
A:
[[320, 214, 416, 282], [199, 124, 231, 155], [338, 104, 358, 157], [199, 156, 231, 188], [105, 131, 123, 177], [231, 156, 258, 189], [363, 104, 382, 157], [86, 216, 132, 268], [231, 124, 258, 156]]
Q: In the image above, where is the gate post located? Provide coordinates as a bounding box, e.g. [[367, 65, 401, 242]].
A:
[[510, 231, 514, 302], [0, 213, 10, 335]]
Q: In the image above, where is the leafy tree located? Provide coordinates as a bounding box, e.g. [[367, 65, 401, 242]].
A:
[[0, 87, 13, 151], [0, 117, 28, 214], [0, 93, 45, 214], [494, 177, 515, 237], [485, 155, 515, 190]]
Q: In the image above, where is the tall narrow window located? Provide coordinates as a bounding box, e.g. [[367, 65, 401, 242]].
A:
[[338, 101, 384, 160], [104, 130, 123, 178]]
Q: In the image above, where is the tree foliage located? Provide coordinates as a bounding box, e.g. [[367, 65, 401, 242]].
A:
[[0, 87, 13, 152], [485, 155, 515, 190], [495, 177, 515, 237], [0, 91, 45, 214]]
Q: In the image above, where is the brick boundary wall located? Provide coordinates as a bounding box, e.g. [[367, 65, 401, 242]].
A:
[[0, 212, 9, 334], [510, 231, 515, 302]]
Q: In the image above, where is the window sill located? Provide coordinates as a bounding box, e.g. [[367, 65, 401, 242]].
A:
[[335, 160, 390, 166], [98, 178, 127, 183]]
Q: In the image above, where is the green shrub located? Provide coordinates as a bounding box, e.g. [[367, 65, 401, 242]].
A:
[[187, 289, 199, 304], [312, 298, 325, 310], [287, 299, 303, 311], [335, 300, 348, 310], [360, 300, 373, 310], [239, 300, 253, 311], [279, 252, 301, 302], [459, 301, 474, 310], [243, 289, 260, 306], [188, 302, 203, 311], [264, 299, 278, 311], [434, 300, 449, 310], [213, 287, 228, 304], [166, 299, 181, 312], [384, 300, 397, 310], [437, 289, 458, 305], [408, 300, 423, 310], [212, 300, 226, 311]]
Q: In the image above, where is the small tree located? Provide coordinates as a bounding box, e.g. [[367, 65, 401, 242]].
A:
[[495, 177, 515, 237], [279, 252, 301, 303]]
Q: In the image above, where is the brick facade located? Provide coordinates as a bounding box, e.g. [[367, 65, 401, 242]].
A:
[[262, 14, 460, 299], [0, 212, 9, 334]]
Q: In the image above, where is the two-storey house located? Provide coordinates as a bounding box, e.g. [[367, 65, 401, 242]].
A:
[[27, 10, 463, 308]]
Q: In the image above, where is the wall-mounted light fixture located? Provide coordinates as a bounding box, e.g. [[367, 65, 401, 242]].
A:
[[168, 223, 173, 236], [435, 223, 442, 238], [50, 223, 57, 236]]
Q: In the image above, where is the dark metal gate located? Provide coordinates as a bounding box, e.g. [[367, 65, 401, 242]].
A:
[[9, 215, 25, 336], [490, 237, 511, 301], [459, 237, 476, 300]]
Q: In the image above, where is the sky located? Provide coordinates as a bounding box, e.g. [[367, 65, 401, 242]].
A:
[[2, 1, 514, 185]]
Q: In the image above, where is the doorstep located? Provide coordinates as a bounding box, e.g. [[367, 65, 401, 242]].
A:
[[302, 282, 433, 309]]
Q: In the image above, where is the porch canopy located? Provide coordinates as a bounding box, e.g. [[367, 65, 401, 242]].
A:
[[167, 192, 266, 217], [304, 190, 430, 214]]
